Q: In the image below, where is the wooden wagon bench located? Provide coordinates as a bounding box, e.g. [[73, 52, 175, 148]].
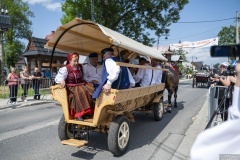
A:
[[51, 83, 165, 125]]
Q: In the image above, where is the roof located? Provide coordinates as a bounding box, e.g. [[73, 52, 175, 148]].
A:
[[15, 58, 26, 65], [182, 62, 192, 67], [171, 55, 183, 62], [45, 18, 167, 61], [23, 37, 68, 57], [192, 61, 203, 70]]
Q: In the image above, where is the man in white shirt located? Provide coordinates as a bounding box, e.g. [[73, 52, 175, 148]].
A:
[[83, 52, 102, 89], [134, 57, 153, 87], [151, 58, 162, 85], [92, 48, 135, 98]]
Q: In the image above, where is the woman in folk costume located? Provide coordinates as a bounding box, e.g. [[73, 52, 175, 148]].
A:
[[55, 53, 94, 121]]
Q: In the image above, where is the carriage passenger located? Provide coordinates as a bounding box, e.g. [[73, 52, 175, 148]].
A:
[[92, 48, 135, 98], [150, 58, 162, 85], [119, 49, 130, 63], [133, 57, 153, 87], [83, 52, 102, 89], [55, 53, 95, 121]]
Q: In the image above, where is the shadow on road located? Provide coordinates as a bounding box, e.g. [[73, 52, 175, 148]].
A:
[[71, 100, 185, 159]]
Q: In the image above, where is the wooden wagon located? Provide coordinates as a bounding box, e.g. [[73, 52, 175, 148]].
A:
[[192, 72, 211, 88], [45, 18, 168, 156]]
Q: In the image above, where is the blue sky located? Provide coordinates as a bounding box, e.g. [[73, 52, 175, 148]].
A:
[[23, 0, 239, 66]]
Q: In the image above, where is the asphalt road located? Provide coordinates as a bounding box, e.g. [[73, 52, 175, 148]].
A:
[[0, 80, 208, 160]]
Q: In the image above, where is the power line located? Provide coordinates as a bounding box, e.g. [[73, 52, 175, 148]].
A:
[[160, 21, 235, 42], [177, 17, 235, 23]]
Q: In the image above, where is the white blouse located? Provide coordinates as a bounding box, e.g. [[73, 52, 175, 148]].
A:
[[55, 66, 81, 83]]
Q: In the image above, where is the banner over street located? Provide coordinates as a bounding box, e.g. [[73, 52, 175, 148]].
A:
[[170, 37, 218, 50]]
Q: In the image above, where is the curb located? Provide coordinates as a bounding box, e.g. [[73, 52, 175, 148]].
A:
[[0, 100, 56, 111], [171, 99, 208, 160]]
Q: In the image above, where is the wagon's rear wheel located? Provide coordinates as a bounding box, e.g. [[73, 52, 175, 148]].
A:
[[153, 98, 164, 121], [108, 115, 130, 156]]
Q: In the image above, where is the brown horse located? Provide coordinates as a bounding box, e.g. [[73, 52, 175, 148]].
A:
[[162, 62, 180, 112]]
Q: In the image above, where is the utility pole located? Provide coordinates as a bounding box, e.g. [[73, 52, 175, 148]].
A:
[[0, 0, 11, 83], [91, 0, 94, 21], [236, 11, 239, 44]]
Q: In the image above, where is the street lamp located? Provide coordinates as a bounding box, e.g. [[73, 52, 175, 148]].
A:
[[0, 0, 11, 83]]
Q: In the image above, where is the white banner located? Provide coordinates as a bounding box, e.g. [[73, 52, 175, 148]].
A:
[[170, 37, 218, 50]]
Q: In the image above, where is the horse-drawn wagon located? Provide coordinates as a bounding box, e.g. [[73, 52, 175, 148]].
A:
[[45, 18, 168, 156], [192, 71, 211, 88]]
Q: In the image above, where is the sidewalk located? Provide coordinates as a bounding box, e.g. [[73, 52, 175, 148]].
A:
[[0, 94, 56, 111], [171, 99, 208, 160]]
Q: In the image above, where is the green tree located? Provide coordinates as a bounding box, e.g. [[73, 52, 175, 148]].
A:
[[172, 48, 188, 62], [213, 63, 220, 69], [61, 0, 189, 45], [218, 25, 239, 45], [2, 0, 34, 68]]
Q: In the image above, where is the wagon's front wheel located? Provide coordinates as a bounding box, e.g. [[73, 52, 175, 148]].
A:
[[153, 98, 164, 121], [58, 115, 74, 140], [108, 115, 130, 156], [58, 114, 85, 141]]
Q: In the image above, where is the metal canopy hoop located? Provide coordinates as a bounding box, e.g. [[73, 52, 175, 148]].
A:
[[49, 22, 98, 85]]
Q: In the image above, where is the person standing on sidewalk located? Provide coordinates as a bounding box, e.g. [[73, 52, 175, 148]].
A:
[[7, 67, 19, 104], [20, 66, 32, 102], [190, 63, 240, 159], [31, 67, 43, 100]]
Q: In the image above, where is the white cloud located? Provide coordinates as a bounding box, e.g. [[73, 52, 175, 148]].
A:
[[23, 0, 61, 11], [44, 2, 61, 11]]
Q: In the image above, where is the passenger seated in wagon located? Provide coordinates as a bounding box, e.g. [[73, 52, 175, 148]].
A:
[[92, 48, 135, 98], [117, 49, 130, 63], [83, 52, 102, 89], [150, 58, 162, 85], [55, 53, 95, 121], [133, 57, 153, 87]]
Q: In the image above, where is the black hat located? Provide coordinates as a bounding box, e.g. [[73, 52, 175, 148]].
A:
[[101, 48, 114, 55], [89, 52, 98, 58]]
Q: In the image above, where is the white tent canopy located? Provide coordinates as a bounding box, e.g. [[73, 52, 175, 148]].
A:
[[45, 18, 167, 61]]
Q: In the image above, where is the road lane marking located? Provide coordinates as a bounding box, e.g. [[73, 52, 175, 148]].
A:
[[0, 119, 59, 141]]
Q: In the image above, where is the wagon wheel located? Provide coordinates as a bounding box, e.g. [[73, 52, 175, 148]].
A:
[[108, 115, 130, 156], [153, 98, 164, 121], [58, 115, 86, 140]]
